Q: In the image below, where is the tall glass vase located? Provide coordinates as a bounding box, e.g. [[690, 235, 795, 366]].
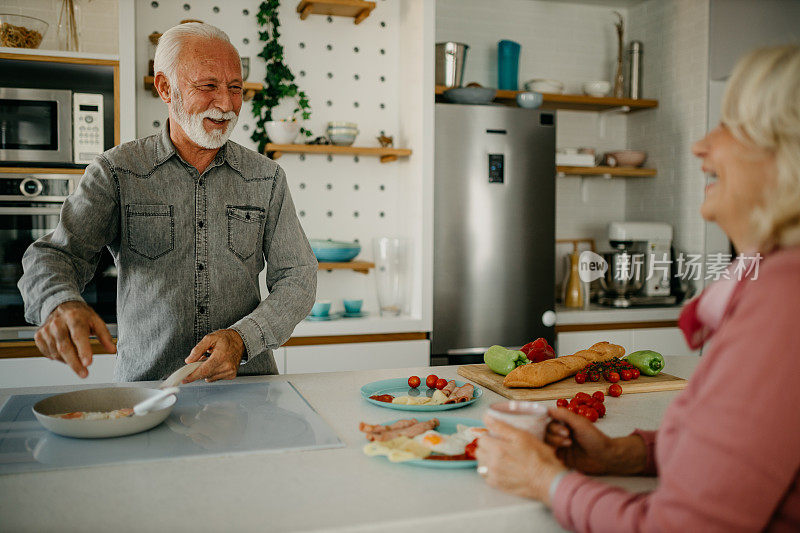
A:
[[374, 237, 410, 317], [57, 0, 82, 52]]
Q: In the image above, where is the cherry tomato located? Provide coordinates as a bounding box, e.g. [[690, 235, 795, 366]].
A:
[[607, 371, 620, 383], [556, 398, 569, 408], [434, 378, 448, 390], [589, 372, 601, 382], [584, 407, 599, 423], [568, 398, 580, 410], [576, 405, 589, 417], [425, 375, 438, 389], [574, 372, 587, 384], [568, 404, 580, 414], [594, 402, 606, 418], [620, 369, 633, 381], [408, 376, 421, 388], [608, 383, 623, 397], [592, 391, 605, 403], [574, 392, 592, 405], [631, 368, 641, 379]]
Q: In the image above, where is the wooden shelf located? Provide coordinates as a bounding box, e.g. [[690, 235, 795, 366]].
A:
[[142, 76, 262, 101], [556, 166, 656, 177], [296, 0, 376, 24], [266, 143, 411, 163], [435, 85, 658, 113], [318, 261, 375, 274]]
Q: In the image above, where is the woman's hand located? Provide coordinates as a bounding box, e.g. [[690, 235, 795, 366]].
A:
[[546, 407, 648, 476], [476, 415, 567, 505]]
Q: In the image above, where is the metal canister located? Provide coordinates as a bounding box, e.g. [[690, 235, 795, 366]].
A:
[[627, 41, 643, 99], [435, 42, 469, 88]]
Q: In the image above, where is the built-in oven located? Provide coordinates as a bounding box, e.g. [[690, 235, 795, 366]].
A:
[[0, 87, 104, 166], [0, 172, 116, 340]]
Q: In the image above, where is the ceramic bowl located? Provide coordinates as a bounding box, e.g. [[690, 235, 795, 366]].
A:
[[310, 300, 332, 317], [523, 79, 564, 94], [328, 121, 358, 130], [310, 239, 361, 262], [265, 121, 301, 145], [328, 131, 358, 146], [515, 91, 543, 109], [605, 150, 647, 167], [582, 81, 611, 97], [343, 299, 363, 314], [443, 87, 497, 105]]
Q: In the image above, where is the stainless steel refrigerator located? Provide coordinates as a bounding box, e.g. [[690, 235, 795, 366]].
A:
[[433, 103, 556, 364]]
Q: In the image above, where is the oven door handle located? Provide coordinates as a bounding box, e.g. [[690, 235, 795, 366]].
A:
[[0, 207, 62, 216]]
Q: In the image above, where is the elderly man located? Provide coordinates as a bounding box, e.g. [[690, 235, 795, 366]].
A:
[[18, 23, 317, 382]]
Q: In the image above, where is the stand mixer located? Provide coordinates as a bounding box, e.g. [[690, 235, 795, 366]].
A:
[[599, 222, 677, 307]]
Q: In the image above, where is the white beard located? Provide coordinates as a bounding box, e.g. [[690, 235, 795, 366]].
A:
[[170, 87, 238, 149]]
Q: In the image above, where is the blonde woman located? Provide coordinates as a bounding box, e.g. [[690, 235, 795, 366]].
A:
[[476, 45, 800, 531]]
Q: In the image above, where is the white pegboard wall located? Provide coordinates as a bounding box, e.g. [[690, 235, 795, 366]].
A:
[[134, 0, 411, 315]]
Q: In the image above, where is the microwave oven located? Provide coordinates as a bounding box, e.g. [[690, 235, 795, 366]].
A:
[[0, 87, 104, 165]]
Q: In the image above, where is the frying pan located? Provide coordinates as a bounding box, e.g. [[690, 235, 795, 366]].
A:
[[32, 362, 203, 439]]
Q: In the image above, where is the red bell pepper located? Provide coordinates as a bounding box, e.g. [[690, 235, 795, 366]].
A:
[[520, 337, 556, 363]]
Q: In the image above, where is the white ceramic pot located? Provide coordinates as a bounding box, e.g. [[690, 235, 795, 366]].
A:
[[266, 121, 301, 145]]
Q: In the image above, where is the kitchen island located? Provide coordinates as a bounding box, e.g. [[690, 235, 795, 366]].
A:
[[0, 357, 698, 532]]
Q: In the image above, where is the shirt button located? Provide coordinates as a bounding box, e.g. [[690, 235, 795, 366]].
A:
[[198, 179, 204, 187], [198, 220, 204, 228], [198, 306, 206, 314], [198, 263, 204, 271]]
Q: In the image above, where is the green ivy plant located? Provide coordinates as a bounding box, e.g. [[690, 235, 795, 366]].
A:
[[251, 0, 313, 153]]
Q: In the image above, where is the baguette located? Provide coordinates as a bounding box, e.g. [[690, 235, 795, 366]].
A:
[[502, 342, 625, 388]]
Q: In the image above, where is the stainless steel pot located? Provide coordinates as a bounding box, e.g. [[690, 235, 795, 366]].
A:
[[600, 250, 645, 296], [435, 42, 469, 88]]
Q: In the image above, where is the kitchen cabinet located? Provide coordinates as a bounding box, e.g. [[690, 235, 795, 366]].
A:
[[283, 340, 429, 374], [557, 327, 698, 358]]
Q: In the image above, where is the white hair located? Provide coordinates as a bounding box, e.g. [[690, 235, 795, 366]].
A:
[[153, 22, 237, 84], [722, 44, 800, 249]]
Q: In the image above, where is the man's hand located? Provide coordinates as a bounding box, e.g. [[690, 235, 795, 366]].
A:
[[184, 329, 245, 383], [34, 301, 116, 378]]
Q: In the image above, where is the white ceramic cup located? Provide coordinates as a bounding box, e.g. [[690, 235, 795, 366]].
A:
[[486, 401, 550, 439]]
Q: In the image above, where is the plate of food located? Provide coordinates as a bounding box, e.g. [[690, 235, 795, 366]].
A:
[[361, 376, 481, 411], [359, 416, 485, 468]]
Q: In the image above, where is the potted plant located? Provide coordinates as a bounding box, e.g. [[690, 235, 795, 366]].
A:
[[251, 0, 313, 153]]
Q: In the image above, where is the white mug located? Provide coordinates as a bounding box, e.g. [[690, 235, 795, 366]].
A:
[[486, 401, 550, 439]]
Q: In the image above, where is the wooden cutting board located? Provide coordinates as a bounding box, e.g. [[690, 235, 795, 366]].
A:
[[458, 364, 687, 401]]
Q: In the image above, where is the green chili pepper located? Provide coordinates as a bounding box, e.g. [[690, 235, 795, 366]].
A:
[[626, 350, 665, 376], [484, 345, 529, 376]]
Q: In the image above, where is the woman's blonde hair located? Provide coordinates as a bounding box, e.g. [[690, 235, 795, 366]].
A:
[[721, 44, 800, 249]]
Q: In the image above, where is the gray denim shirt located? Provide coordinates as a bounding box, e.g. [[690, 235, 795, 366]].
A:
[[18, 123, 317, 381]]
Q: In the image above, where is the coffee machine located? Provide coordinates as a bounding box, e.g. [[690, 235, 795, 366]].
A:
[[599, 222, 676, 307]]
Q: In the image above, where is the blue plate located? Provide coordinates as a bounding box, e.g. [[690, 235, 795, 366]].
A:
[[361, 378, 482, 411], [305, 314, 337, 321], [369, 417, 483, 469]]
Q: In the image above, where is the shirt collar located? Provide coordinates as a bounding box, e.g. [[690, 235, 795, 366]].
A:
[[154, 119, 242, 174]]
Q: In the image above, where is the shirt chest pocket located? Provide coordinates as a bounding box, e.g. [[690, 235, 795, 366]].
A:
[[125, 203, 175, 260], [227, 205, 265, 260]]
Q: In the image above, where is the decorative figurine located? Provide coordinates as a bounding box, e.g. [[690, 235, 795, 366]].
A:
[[377, 135, 394, 148]]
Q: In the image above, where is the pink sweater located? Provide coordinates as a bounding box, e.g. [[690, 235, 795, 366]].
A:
[[552, 246, 800, 532]]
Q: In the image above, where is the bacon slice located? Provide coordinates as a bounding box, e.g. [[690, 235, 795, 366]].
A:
[[366, 419, 440, 442], [359, 418, 418, 435], [444, 384, 474, 404], [441, 380, 457, 397]]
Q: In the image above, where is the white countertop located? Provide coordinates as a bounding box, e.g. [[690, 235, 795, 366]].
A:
[[556, 303, 684, 326], [0, 357, 698, 532]]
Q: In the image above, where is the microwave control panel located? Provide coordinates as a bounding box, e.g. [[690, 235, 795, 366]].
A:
[[73, 93, 104, 164]]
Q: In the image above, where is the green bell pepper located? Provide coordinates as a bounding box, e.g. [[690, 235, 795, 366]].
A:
[[626, 350, 665, 376], [484, 345, 529, 376]]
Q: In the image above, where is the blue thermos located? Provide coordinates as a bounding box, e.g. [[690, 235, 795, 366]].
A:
[[498, 40, 521, 90]]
